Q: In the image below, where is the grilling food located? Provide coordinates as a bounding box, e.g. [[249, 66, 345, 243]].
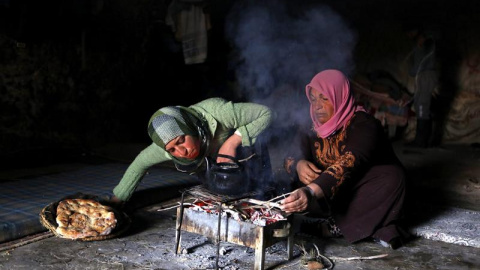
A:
[[184, 198, 287, 226], [55, 199, 117, 239]]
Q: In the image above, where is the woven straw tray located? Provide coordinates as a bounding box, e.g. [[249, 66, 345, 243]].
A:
[[39, 193, 131, 241]]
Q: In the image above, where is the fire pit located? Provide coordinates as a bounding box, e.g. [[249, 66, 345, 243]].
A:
[[174, 185, 294, 270]]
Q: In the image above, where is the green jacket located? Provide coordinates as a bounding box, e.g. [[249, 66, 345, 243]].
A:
[[113, 97, 273, 201]]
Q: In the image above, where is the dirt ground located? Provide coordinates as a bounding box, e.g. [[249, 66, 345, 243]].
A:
[[0, 199, 479, 270], [1, 141, 479, 270]]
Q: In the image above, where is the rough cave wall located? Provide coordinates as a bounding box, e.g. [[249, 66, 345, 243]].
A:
[[1, 0, 480, 158], [1, 0, 163, 153], [352, 5, 480, 144], [0, 0, 231, 155]]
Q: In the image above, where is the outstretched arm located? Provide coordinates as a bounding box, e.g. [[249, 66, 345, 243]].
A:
[[112, 143, 171, 202]]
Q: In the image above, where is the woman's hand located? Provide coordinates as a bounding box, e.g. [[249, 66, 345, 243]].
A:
[[280, 187, 312, 213], [217, 133, 242, 163], [108, 195, 125, 209], [296, 160, 322, 185]]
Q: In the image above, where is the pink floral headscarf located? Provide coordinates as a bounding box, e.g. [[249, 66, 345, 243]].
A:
[[306, 69, 365, 138]]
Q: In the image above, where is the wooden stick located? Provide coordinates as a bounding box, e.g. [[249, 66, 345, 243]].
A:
[[241, 198, 282, 209], [329, 254, 389, 261], [156, 203, 183, 211], [268, 192, 293, 203], [313, 243, 334, 270], [0, 231, 54, 252]]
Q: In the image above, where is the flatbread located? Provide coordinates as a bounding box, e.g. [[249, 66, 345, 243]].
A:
[[55, 199, 117, 239]]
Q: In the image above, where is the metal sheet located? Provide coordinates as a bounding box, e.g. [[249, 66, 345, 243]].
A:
[[178, 207, 290, 248]]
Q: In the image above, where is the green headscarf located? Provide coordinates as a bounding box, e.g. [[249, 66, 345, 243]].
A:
[[147, 106, 211, 172]]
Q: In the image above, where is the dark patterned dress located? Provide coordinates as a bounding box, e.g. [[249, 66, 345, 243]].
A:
[[284, 111, 407, 243]]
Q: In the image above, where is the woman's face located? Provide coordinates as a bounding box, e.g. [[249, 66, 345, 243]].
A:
[[309, 87, 334, 124], [165, 135, 201, 159]]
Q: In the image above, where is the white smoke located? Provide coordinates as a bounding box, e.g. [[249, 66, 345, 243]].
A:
[[225, 1, 357, 131]]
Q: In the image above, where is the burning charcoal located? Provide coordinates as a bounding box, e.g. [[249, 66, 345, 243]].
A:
[[250, 211, 267, 226]]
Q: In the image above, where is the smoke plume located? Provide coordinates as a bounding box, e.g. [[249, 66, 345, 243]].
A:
[[225, 1, 357, 132]]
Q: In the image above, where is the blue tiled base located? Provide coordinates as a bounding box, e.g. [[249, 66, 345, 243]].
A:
[[0, 163, 200, 244]]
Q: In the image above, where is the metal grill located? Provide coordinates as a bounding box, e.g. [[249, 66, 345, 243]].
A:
[[181, 184, 265, 203], [174, 184, 294, 270]]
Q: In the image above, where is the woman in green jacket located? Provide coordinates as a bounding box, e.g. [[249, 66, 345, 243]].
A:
[[111, 97, 274, 205]]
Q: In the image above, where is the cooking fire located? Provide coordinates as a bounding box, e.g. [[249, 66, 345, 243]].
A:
[[172, 185, 295, 270], [183, 197, 287, 226]]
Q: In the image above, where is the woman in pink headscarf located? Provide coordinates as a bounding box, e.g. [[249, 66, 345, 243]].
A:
[[281, 69, 408, 249]]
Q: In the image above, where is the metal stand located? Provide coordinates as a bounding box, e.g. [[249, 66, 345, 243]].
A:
[[174, 185, 294, 270], [174, 192, 185, 255], [215, 202, 222, 270]]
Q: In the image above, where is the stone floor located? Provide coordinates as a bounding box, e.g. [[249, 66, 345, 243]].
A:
[[0, 140, 479, 269]]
